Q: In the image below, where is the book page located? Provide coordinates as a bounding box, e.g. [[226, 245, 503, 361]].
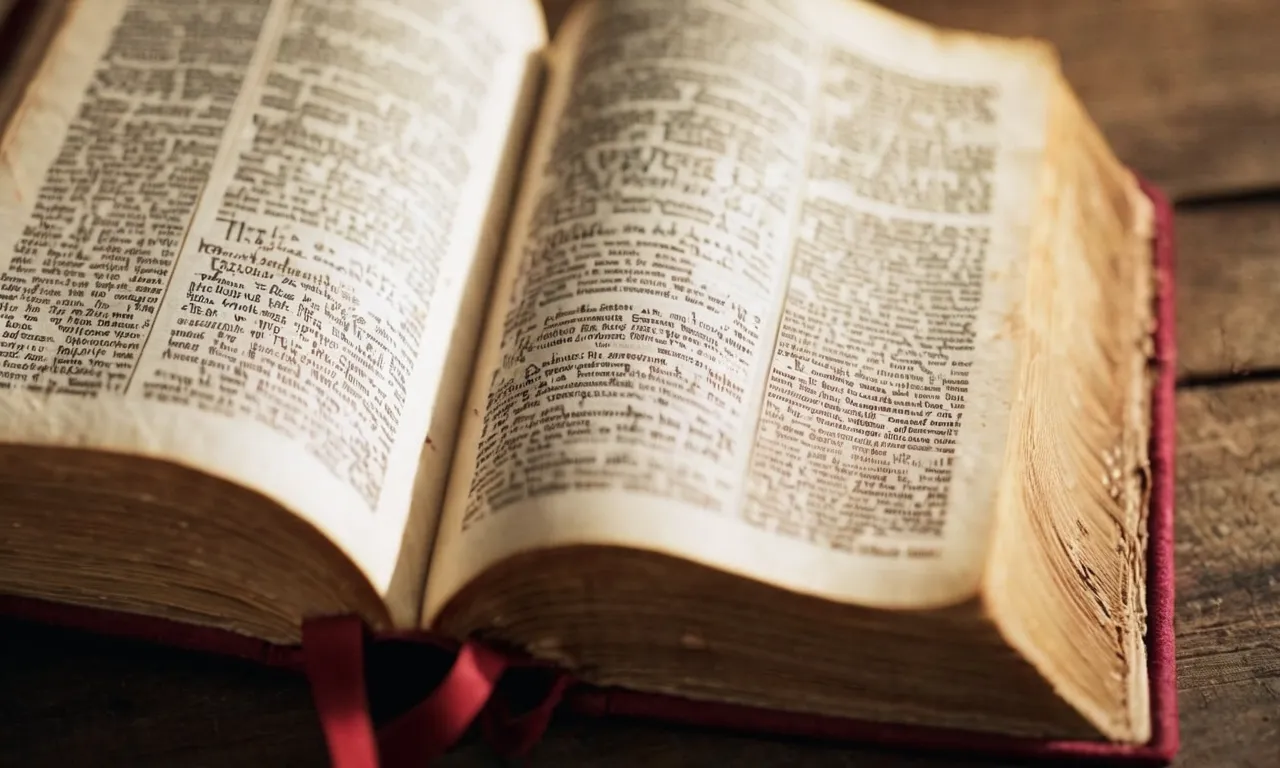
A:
[[425, 0, 1054, 620], [0, 0, 543, 604], [426, 0, 820, 620], [740, 2, 1055, 605]]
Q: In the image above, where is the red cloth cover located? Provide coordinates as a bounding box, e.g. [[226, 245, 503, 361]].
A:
[[0, 181, 1178, 766]]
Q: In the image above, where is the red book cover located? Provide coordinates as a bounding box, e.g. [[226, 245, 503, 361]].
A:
[[0, 180, 1179, 766]]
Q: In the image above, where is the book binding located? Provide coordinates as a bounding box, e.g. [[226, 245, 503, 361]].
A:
[[0, 180, 1179, 766]]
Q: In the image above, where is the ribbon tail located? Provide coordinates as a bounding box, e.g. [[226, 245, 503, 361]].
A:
[[302, 616, 380, 768], [378, 640, 509, 766], [484, 671, 572, 758]]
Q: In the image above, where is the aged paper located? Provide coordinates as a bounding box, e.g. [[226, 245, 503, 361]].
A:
[[426, 0, 1054, 620], [0, 0, 543, 599], [980, 82, 1155, 742], [739, 1, 1055, 602], [458, 0, 816, 524]]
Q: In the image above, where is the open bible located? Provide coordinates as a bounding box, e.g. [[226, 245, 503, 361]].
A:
[[0, 0, 1177, 761]]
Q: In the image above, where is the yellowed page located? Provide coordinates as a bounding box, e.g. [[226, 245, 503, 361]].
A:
[[426, 0, 820, 621], [425, 0, 1054, 621], [739, 1, 1055, 605], [0, 0, 543, 608], [981, 82, 1155, 742]]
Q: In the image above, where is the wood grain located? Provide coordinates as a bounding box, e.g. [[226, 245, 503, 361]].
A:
[[1173, 382, 1280, 767], [0, 623, 328, 768], [1175, 200, 1280, 381]]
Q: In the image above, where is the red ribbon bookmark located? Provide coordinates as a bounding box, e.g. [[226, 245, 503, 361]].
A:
[[379, 641, 508, 765], [302, 617, 509, 768], [302, 617, 380, 768]]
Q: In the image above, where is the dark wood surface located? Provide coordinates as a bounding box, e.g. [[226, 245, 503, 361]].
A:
[[5, 1, 1280, 766]]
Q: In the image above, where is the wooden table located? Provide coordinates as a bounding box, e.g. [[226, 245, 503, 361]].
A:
[[3, 1, 1279, 765]]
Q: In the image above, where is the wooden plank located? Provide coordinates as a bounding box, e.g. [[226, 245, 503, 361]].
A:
[[1173, 381, 1280, 766], [1175, 199, 1280, 380], [0, 622, 329, 767]]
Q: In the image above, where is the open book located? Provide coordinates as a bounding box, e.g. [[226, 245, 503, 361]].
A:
[[0, 0, 1167, 753]]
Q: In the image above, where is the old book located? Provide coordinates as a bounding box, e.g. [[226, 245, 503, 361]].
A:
[[0, 0, 1177, 763]]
